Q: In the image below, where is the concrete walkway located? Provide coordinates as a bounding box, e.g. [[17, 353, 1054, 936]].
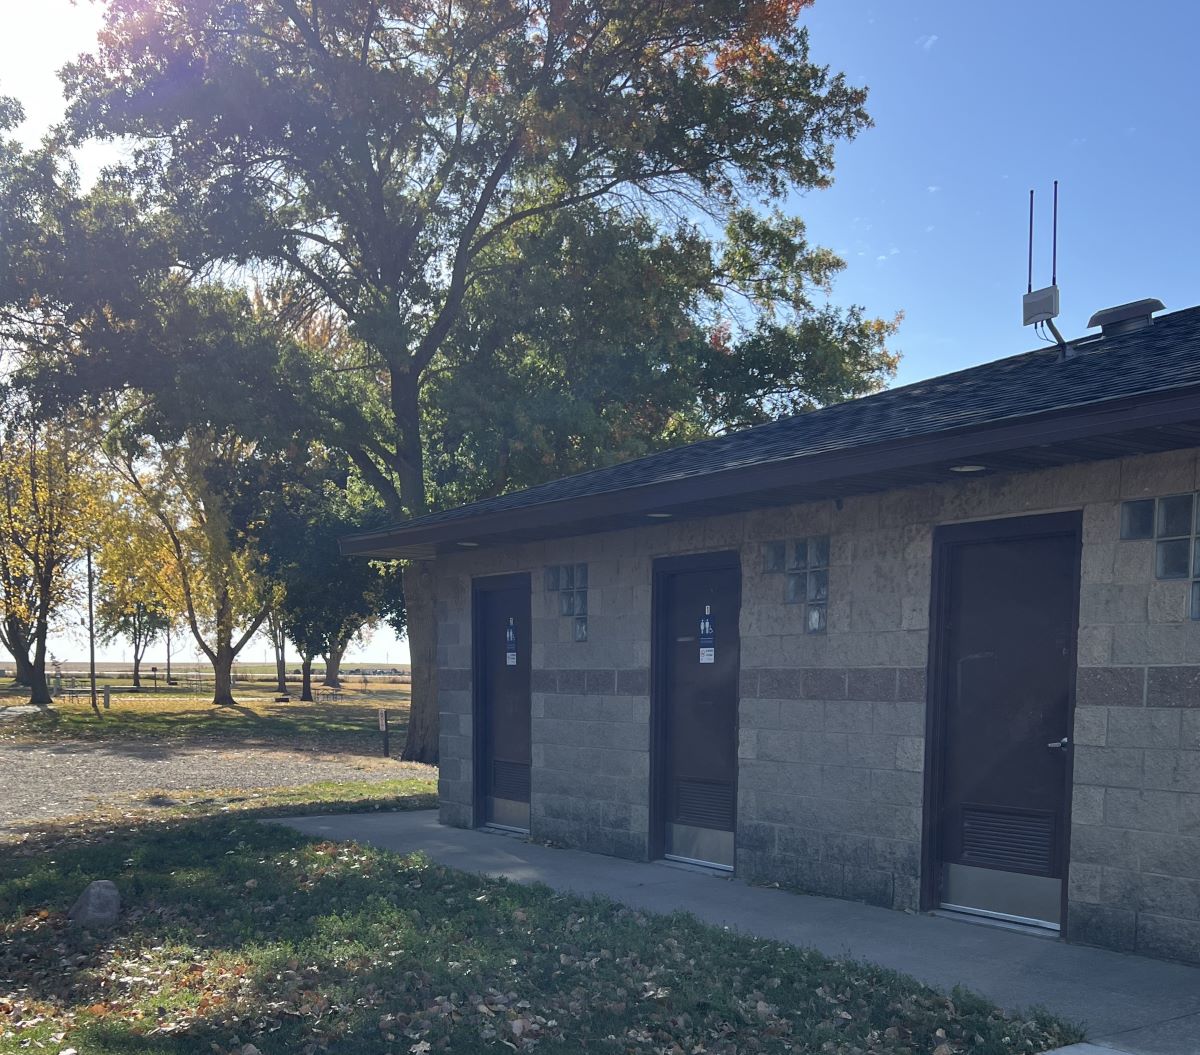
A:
[[272, 811, 1200, 1055]]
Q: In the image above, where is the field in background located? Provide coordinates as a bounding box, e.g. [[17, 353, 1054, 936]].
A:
[[0, 681, 411, 756], [10, 659, 410, 692]]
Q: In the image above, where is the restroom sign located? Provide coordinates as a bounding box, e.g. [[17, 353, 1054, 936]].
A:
[[505, 617, 517, 666], [699, 606, 715, 664]]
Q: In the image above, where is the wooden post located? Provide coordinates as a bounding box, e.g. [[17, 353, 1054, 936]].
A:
[[379, 708, 390, 758], [87, 546, 98, 716]]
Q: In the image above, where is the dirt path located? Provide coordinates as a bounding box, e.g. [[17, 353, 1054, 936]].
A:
[[0, 741, 432, 833]]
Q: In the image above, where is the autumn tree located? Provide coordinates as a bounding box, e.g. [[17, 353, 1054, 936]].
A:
[[94, 492, 181, 688], [0, 114, 310, 709], [107, 423, 277, 707], [0, 407, 104, 704], [60, 0, 895, 761]]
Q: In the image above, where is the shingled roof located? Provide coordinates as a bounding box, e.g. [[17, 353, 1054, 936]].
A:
[[344, 304, 1200, 557]]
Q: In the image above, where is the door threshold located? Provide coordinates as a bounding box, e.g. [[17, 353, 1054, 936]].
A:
[[933, 906, 1060, 938], [661, 853, 734, 874], [480, 824, 529, 838]]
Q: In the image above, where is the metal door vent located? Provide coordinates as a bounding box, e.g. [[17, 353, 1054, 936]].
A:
[[491, 760, 531, 801], [675, 780, 735, 830], [961, 805, 1055, 876]]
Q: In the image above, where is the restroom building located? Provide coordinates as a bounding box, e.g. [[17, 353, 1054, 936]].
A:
[[345, 299, 1200, 964]]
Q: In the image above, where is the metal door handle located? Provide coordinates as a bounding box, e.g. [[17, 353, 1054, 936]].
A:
[[1046, 737, 1070, 750]]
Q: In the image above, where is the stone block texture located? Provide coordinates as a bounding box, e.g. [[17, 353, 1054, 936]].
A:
[[1066, 450, 1200, 964], [431, 448, 1200, 964]]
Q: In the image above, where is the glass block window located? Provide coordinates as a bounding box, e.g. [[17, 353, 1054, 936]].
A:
[[762, 541, 786, 573], [790, 538, 807, 570], [1157, 494, 1195, 539], [1157, 538, 1191, 580], [807, 569, 829, 603], [785, 572, 805, 604], [1120, 493, 1200, 617], [1155, 494, 1195, 581], [1120, 499, 1154, 540], [546, 564, 588, 640], [779, 534, 830, 634]]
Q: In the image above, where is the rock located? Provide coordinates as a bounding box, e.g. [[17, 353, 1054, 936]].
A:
[[68, 880, 121, 929]]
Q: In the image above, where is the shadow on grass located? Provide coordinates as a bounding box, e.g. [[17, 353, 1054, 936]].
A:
[[0, 794, 1083, 1055], [1, 698, 412, 760]]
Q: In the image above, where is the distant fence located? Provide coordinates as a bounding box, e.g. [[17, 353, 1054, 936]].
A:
[[50, 667, 411, 698]]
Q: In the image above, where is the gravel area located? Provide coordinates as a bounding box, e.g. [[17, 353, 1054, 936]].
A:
[[0, 742, 433, 833]]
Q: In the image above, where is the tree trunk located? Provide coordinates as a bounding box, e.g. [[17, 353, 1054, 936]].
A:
[[132, 639, 143, 688], [4, 616, 34, 686], [275, 644, 287, 694], [212, 644, 237, 706], [300, 654, 314, 702], [9, 645, 34, 687], [28, 620, 52, 707], [389, 369, 440, 765], [402, 561, 439, 764], [267, 611, 288, 694], [322, 640, 346, 687]]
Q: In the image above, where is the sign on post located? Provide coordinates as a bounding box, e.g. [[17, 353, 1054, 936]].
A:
[[378, 708, 390, 757]]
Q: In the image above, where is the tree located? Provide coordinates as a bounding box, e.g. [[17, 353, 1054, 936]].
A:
[[423, 206, 898, 509], [264, 597, 290, 696], [97, 600, 171, 688], [65, 0, 894, 762], [94, 493, 180, 688], [108, 424, 275, 707], [0, 410, 104, 704], [262, 476, 397, 703]]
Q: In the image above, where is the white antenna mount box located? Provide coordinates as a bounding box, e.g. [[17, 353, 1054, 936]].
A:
[[1023, 285, 1059, 326]]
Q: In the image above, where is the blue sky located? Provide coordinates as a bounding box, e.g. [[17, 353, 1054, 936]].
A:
[[6, 0, 1200, 662], [797, 1, 1200, 385]]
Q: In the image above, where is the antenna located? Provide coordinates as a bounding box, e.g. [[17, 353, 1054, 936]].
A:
[[1027, 189, 1034, 295], [1051, 179, 1058, 287], [1022, 182, 1065, 351]]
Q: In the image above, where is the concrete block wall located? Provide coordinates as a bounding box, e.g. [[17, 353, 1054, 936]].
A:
[[733, 495, 932, 910], [434, 571, 473, 828], [1066, 448, 1200, 964], [433, 538, 658, 859], [431, 447, 1200, 962]]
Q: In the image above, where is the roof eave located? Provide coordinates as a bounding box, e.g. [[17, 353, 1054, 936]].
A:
[[340, 385, 1200, 559]]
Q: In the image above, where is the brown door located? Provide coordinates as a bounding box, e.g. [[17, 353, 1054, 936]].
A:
[[474, 574, 532, 831], [653, 552, 741, 869], [928, 514, 1080, 928]]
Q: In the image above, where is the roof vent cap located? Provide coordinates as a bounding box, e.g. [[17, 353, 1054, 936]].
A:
[[1086, 298, 1165, 336]]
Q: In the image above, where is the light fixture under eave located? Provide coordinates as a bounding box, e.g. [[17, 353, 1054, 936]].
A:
[[948, 464, 987, 474], [457, 541, 480, 547], [646, 512, 673, 519]]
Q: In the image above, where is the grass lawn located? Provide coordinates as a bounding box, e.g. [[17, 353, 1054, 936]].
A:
[[0, 688, 409, 756], [0, 791, 1082, 1055]]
